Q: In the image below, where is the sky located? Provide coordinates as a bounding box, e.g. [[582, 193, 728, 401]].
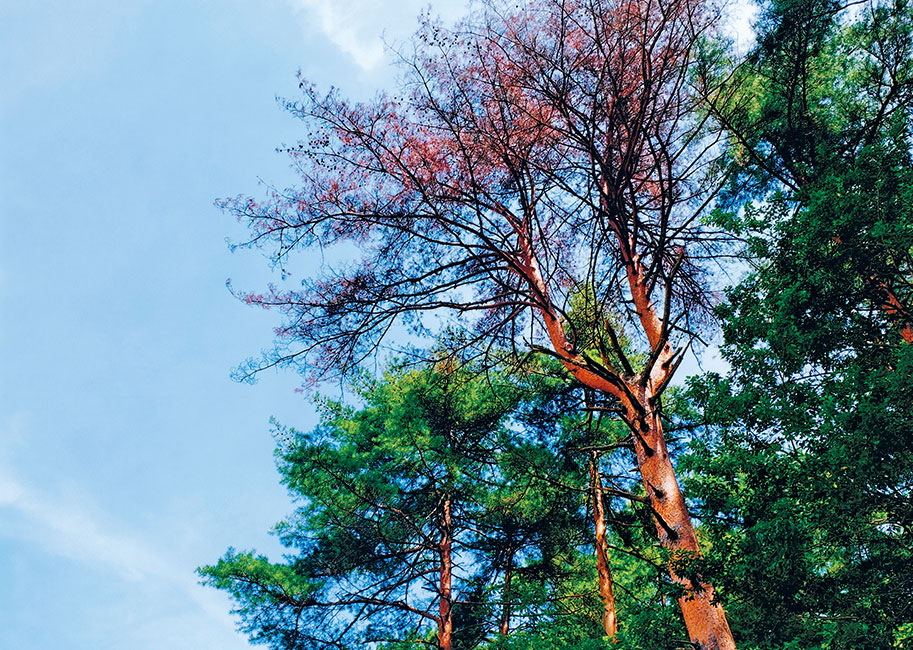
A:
[[0, 1, 754, 648]]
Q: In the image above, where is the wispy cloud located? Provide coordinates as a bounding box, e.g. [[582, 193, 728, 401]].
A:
[[286, 0, 466, 70], [0, 414, 240, 640], [3, 481, 165, 580], [291, 0, 387, 69], [288, 0, 758, 71], [726, 0, 758, 53]]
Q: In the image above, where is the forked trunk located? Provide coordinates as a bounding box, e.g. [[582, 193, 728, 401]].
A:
[[589, 451, 618, 640], [438, 498, 453, 650], [526, 228, 737, 649], [626, 391, 736, 650]]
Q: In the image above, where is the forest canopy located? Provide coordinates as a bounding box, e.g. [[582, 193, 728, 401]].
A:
[[200, 0, 913, 649]]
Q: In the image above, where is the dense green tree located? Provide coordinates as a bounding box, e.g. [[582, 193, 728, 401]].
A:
[[682, 4, 913, 647], [703, 0, 913, 344], [685, 298, 913, 649], [200, 363, 518, 649]]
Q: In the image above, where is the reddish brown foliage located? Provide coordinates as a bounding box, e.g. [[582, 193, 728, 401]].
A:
[[228, 1, 737, 647]]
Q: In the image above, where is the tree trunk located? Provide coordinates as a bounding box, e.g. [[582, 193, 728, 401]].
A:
[[589, 451, 619, 640], [625, 390, 736, 650], [527, 232, 737, 649], [870, 276, 913, 344], [499, 544, 514, 636], [438, 498, 453, 650]]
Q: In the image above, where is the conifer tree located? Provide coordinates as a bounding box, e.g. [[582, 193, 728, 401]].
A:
[[202, 363, 576, 649], [683, 2, 913, 645], [225, 0, 737, 645]]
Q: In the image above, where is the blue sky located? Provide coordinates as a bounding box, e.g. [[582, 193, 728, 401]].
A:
[[0, 1, 469, 647], [0, 1, 753, 648]]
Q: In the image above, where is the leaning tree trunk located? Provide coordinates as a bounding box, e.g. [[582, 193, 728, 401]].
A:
[[543, 328, 737, 648], [623, 389, 736, 650], [525, 226, 737, 649], [589, 451, 619, 640]]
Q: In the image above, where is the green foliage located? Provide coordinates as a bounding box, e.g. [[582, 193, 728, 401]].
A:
[[205, 4, 913, 647], [686, 13, 913, 627], [685, 322, 913, 648], [685, 212, 913, 647], [202, 360, 655, 648], [201, 356, 686, 648], [683, 5, 913, 645], [471, 545, 684, 650], [201, 550, 323, 648], [201, 362, 527, 648], [710, 0, 913, 346]]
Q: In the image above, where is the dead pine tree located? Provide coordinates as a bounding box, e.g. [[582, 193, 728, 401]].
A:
[[227, 0, 737, 647]]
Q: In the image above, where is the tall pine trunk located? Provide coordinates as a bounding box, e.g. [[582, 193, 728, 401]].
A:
[[499, 544, 514, 636], [589, 451, 618, 640], [538, 326, 739, 648], [527, 203, 738, 649], [438, 498, 453, 650]]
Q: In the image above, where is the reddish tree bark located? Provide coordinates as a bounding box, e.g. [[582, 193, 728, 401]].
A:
[[439, 498, 454, 650], [589, 451, 618, 640], [632, 395, 734, 649], [498, 544, 515, 636], [531, 243, 735, 650]]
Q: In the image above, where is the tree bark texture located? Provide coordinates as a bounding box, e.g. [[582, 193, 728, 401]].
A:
[[589, 452, 619, 640], [529, 250, 737, 649], [625, 393, 736, 650]]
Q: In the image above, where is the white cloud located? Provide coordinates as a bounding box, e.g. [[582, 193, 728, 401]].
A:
[[0, 413, 25, 504], [286, 0, 467, 70], [725, 0, 758, 53], [291, 0, 386, 69], [288, 0, 757, 71], [6, 485, 167, 581], [0, 476, 243, 642]]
